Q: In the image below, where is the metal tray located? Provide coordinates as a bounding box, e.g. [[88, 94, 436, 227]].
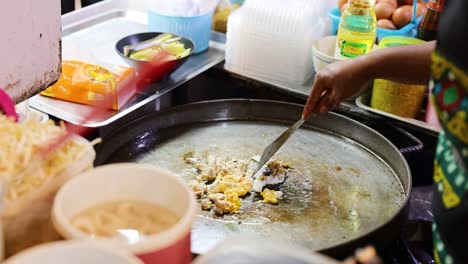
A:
[[224, 68, 314, 98], [28, 4, 225, 127], [15, 101, 49, 123], [356, 92, 441, 134]]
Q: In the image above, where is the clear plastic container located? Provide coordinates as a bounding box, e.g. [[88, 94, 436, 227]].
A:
[[225, 0, 328, 84], [3, 135, 95, 257]]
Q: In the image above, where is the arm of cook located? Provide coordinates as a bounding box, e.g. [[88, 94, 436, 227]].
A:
[[302, 41, 436, 119]]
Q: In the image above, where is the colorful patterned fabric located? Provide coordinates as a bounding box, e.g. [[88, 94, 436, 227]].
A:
[[431, 52, 468, 264]]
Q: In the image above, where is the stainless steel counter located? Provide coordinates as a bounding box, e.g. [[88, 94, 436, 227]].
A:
[[29, 4, 225, 127]]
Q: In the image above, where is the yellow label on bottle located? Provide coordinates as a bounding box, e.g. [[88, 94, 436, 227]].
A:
[[341, 41, 367, 58]]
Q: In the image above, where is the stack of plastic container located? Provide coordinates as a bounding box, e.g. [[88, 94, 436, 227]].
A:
[[225, 0, 329, 85]]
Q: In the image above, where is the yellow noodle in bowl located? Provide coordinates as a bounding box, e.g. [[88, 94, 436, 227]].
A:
[[52, 164, 197, 264], [0, 115, 96, 257], [71, 200, 180, 244]]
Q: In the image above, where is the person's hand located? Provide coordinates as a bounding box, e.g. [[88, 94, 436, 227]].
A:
[[302, 41, 436, 120], [302, 58, 371, 120]]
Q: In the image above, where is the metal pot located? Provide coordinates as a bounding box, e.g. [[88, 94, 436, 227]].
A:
[[95, 99, 411, 258]]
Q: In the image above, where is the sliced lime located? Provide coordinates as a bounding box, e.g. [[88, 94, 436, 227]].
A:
[[130, 48, 157, 61], [176, 48, 191, 59], [162, 43, 186, 56]]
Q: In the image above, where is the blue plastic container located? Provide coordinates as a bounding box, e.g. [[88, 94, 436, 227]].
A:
[[328, 8, 341, 35], [231, 0, 245, 5], [328, 7, 423, 42], [148, 10, 215, 54]]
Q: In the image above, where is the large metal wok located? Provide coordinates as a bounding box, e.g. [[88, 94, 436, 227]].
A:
[[95, 99, 411, 257]]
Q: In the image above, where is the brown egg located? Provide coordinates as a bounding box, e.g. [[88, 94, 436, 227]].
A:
[[416, 2, 427, 17], [340, 3, 349, 14], [375, 2, 396, 20], [338, 0, 348, 9], [392, 5, 413, 28], [378, 19, 397, 30], [378, 0, 398, 9]]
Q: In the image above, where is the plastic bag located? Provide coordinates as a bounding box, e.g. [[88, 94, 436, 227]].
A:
[[3, 135, 95, 257], [41, 61, 136, 110]]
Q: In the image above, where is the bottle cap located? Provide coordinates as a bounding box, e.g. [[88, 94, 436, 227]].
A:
[[351, 0, 375, 7]]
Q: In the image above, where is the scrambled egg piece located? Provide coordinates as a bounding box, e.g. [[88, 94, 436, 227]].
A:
[[208, 190, 241, 214], [201, 198, 213, 210], [261, 189, 283, 204], [185, 152, 290, 214], [267, 160, 291, 175], [209, 175, 253, 196], [189, 180, 207, 198]]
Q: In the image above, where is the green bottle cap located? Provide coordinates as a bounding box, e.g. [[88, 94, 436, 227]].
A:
[[378, 36, 425, 49]]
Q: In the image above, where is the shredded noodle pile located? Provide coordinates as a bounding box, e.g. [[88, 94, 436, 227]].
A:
[[0, 115, 88, 201]]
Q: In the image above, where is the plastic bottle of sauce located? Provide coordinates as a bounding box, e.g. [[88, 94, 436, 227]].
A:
[[417, 0, 445, 41], [335, 0, 377, 59]]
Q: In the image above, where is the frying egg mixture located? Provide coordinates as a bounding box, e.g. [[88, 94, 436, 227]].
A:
[[184, 152, 292, 214]]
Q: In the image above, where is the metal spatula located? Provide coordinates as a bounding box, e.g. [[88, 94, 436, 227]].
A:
[[252, 93, 327, 176], [251, 118, 305, 176]]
